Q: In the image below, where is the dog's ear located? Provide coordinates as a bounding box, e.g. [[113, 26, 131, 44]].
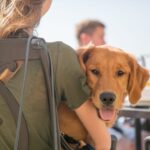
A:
[[77, 44, 95, 71], [127, 55, 149, 104]]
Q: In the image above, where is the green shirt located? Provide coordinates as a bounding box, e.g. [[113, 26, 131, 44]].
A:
[[0, 41, 90, 150]]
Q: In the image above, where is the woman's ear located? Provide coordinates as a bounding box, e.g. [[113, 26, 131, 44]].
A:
[[77, 44, 95, 72], [127, 55, 149, 104]]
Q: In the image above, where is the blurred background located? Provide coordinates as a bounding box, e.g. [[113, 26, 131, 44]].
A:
[[37, 0, 150, 67]]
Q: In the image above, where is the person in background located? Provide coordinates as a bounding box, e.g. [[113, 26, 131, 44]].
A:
[[76, 19, 106, 46], [75, 19, 135, 150]]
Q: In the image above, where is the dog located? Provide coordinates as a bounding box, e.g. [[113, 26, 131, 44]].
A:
[[58, 45, 149, 142]]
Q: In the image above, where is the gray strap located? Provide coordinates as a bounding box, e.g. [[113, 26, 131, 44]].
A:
[[13, 36, 33, 150], [0, 37, 61, 150], [39, 39, 61, 150], [0, 37, 40, 150], [0, 81, 29, 150]]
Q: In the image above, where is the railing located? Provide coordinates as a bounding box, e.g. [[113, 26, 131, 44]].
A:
[[137, 54, 150, 68], [138, 55, 150, 150]]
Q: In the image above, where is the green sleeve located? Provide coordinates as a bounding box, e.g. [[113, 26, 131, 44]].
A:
[[48, 42, 90, 109]]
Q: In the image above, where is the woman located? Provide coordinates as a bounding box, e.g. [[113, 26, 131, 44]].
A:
[[0, 0, 111, 150]]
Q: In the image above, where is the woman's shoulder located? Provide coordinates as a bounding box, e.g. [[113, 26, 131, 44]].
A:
[[46, 41, 79, 77], [46, 41, 76, 56]]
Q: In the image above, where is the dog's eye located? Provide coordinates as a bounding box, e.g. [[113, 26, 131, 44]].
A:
[[116, 70, 125, 77], [91, 69, 99, 76]]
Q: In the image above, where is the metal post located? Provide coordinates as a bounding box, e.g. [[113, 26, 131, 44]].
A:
[[135, 118, 142, 150], [111, 135, 117, 150], [145, 136, 150, 150]]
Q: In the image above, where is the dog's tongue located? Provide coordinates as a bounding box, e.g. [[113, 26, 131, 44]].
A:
[[99, 108, 116, 121]]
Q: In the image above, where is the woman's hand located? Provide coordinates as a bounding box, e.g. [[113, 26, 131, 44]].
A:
[[74, 100, 111, 150]]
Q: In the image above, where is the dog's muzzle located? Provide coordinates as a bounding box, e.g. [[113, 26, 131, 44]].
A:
[[98, 92, 117, 121]]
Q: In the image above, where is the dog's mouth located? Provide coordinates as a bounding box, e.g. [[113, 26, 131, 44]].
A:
[[97, 107, 118, 122]]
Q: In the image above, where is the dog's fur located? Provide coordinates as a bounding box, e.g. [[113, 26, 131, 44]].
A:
[[58, 45, 149, 141]]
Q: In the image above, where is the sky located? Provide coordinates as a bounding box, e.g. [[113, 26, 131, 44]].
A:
[[37, 0, 150, 67]]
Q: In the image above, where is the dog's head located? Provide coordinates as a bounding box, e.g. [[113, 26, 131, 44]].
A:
[[78, 45, 149, 126]]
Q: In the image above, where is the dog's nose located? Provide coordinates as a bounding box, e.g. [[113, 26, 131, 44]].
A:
[[100, 92, 116, 106]]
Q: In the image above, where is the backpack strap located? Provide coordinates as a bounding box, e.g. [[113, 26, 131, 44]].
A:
[[0, 37, 61, 150], [0, 38, 40, 74], [0, 37, 40, 150], [0, 81, 29, 150], [38, 38, 61, 150]]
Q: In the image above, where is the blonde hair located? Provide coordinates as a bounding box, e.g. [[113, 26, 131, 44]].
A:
[[0, 0, 45, 38]]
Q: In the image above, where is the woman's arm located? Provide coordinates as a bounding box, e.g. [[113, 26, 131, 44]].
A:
[[74, 100, 111, 150]]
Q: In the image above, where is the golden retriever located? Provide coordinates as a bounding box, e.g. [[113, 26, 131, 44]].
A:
[[58, 45, 149, 142]]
